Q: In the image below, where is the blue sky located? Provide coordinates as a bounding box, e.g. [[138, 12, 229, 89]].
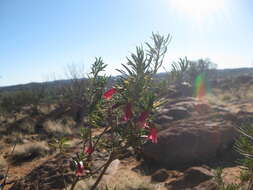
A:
[[0, 0, 252, 86]]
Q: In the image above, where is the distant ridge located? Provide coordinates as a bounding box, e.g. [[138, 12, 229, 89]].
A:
[[0, 79, 72, 92], [1, 67, 253, 92]]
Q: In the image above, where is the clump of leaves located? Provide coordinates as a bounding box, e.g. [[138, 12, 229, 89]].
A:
[[213, 123, 253, 190], [170, 56, 189, 84], [214, 167, 240, 190], [234, 124, 253, 189], [49, 137, 70, 153]]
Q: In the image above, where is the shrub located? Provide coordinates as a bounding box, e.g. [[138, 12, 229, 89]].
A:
[[170, 56, 189, 84], [55, 32, 171, 190], [188, 58, 217, 81], [0, 91, 27, 119], [170, 57, 217, 86], [233, 124, 253, 189], [55, 64, 90, 125], [1, 33, 170, 190]]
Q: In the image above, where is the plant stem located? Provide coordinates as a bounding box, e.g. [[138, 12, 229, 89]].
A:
[[70, 176, 79, 190], [1, 143, 16, 190], [90, 153, 114, 190]]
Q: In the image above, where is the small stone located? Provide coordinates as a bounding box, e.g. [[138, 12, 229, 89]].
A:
[[151, 169, 169, 182], [105, 159, 120, 175]]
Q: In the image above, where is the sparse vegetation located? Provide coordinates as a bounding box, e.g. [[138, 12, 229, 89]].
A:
[[0, 32, 253, 190]]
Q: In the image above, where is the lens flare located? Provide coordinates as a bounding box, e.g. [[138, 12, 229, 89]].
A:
[[194, 74, 210, 113], [195, 74, 206, 99]]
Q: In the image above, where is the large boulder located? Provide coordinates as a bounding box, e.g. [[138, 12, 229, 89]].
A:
[[143, 119, 237, 167]]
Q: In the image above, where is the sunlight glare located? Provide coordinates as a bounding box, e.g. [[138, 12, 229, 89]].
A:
[[169, 0, 227, 22]]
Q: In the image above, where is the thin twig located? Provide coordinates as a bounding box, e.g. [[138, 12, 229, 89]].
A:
[[90, 152, 114, 190], [1, 143, 16, 190]]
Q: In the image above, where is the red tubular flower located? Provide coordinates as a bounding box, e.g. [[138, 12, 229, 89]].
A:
[[138, 111, 149, 128], [148, 127, 158, 144], [102, 88, 117, 100], [76, 161, 85, 177], [123, 103, 133, 121], [84, 146, 93, 155]]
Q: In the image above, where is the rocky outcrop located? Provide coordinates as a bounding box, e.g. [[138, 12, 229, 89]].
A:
[[165, 82, 193, 98], [145, 98, 238, 167], [154, 97, 195, 126], [192, 180, 218, 190], [144, 118, 237, 167], [166, 107, 190, 120], [166, 166, 215, 190], [151, 169, 169, 182]]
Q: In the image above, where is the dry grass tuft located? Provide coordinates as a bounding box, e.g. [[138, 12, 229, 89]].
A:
[[0, 156, 7, 176], [4, 132, 24, 145], [43, 120, 73, 137], [71, 165, 165, 190], [38, 104, 56, 114], [9, 142, 50, 165], [18, 119, 36, 134], [221, 95, 232, 102]]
